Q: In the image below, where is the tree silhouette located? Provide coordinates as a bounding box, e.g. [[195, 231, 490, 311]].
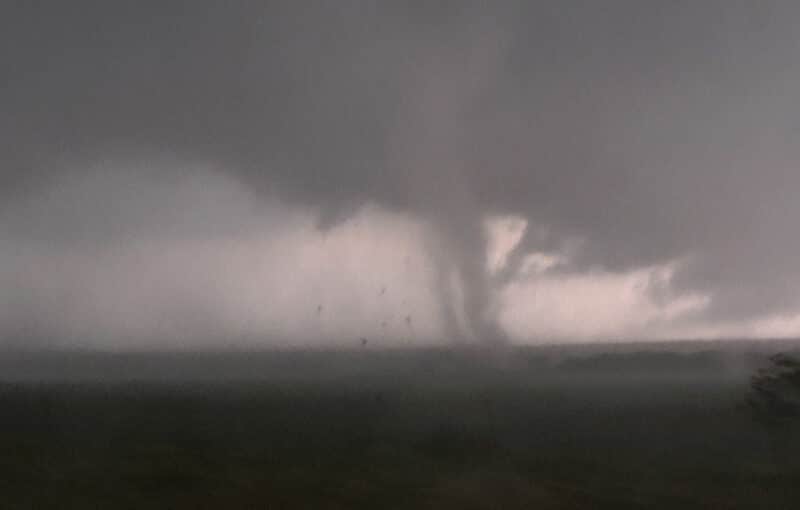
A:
[[747, 353, 800, 470], [748, 353, 800, 424]]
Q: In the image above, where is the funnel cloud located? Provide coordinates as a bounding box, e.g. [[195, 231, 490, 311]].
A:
[[3, 2, 800, 347]]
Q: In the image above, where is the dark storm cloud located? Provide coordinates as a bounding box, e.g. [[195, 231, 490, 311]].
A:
[[3, 1, 800, 339]]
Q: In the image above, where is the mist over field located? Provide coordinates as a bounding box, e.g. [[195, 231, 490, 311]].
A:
[[2, 340, 800, 508]]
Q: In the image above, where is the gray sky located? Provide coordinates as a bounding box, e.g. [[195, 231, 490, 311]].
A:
[[3, 1, 800, 348]]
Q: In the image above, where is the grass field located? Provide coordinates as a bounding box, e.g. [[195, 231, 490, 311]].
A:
[[0, 346, 798, 509]]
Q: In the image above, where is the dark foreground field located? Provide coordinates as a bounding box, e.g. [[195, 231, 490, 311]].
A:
[[1, 345, 799, 509]]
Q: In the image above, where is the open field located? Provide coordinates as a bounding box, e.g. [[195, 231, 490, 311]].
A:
[[1, 344, 799, 509]]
